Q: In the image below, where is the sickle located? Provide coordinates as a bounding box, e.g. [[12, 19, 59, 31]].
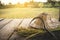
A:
[[29, 17, 58, 40]]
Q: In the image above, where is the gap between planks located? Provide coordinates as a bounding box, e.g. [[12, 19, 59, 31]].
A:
[[0, 19, 23, 40], [7, 19, 24, 40], [9, 18, 33, 40], [0, 19, 13, 30]]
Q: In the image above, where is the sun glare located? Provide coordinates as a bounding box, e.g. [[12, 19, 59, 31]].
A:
[[1, 0, 47, 5]]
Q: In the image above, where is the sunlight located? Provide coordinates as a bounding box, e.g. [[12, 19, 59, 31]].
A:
[[19, 0, 30, 4], [1, 0, 47, 5], [1, 0, 30, 4], [34, 0, 47, 2]]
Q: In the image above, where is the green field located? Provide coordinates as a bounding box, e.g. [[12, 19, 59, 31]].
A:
[[0, 8, 59, 18]]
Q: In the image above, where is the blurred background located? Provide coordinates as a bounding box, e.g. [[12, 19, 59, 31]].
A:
[[0, 0, 60, 21]]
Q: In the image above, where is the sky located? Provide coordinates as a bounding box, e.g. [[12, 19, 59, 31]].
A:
[[0, 0, 47, 4]]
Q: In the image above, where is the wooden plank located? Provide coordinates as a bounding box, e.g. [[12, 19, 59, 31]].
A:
[[9, 18, 32, 40], [18, 18, 32, 29], [0, 19, 23, 40], [9, 32, 25, 40], [0, 19, 12, 29]]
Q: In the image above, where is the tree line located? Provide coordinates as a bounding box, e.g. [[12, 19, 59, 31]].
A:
[[0, 0, 60, 8]]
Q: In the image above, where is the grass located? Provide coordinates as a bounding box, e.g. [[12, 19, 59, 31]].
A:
[[17, 28, 44, 37], [16, 25, 60, 40], [17, 25, 60, 36], [0, 8, 59, 19], [16, 28, 45, 40]]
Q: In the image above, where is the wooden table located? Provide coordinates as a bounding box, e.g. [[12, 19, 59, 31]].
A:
[[0, 18, 32, 40], [0, 19, 60, 40]]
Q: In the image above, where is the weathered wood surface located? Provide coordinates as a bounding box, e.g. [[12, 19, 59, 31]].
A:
[[0, 18, 60, 40], [0, 19, 23, 40], [9, 18, 32, 40], [18, 18, 32, 29], [0, 19, 12, 29], [0, 18, 32, 40]]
